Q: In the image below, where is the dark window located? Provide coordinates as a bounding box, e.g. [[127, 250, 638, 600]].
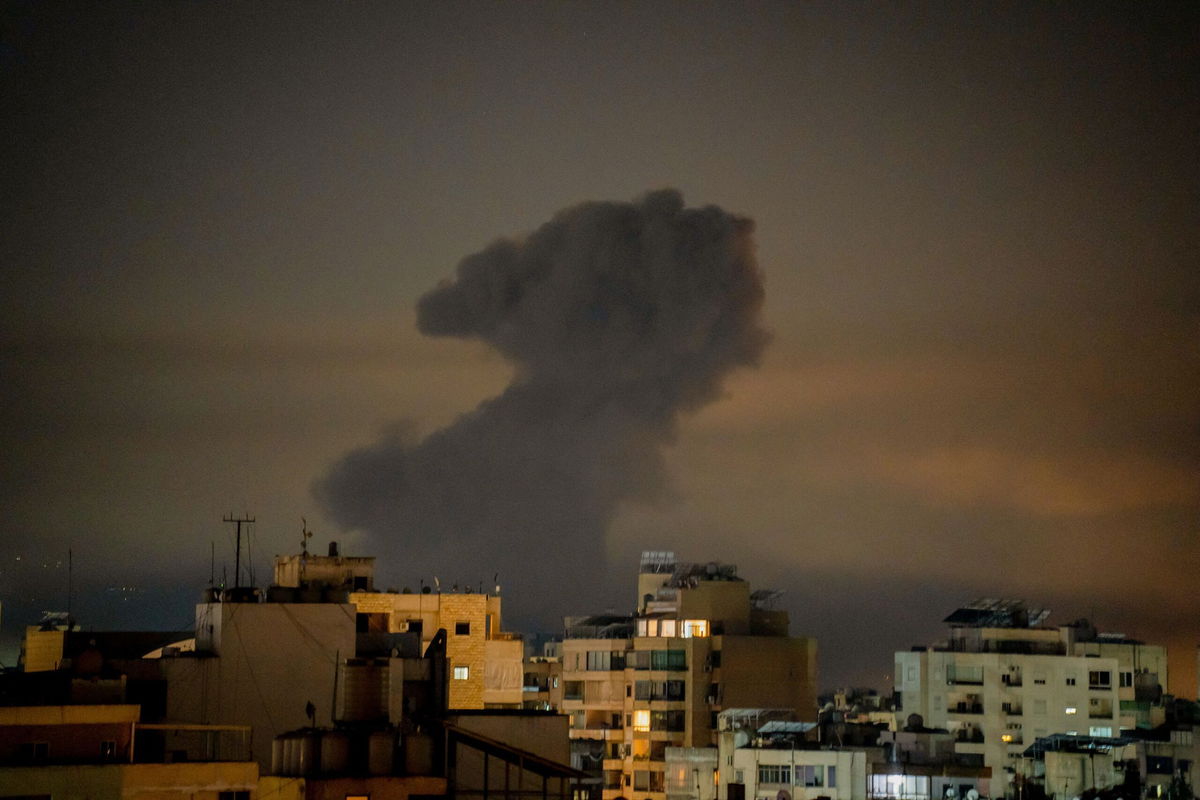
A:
[[353, 576, 369, 590], [455, 621, 470, 636], [651, 649, 686, 671], [100, 740, 117, 760], [407, 619, 423, 634], [19, 742, 48, 762], [218, 793, 250, 800]]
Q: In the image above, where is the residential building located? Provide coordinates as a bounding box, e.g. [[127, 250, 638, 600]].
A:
[[349, 587, 524, 709], [0, 703, 258, 799], [561, 552, 818, 800], [894, 600, 1166, 795]]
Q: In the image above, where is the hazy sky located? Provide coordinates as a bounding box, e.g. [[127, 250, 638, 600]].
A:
[[2, 2, 1197, 693]]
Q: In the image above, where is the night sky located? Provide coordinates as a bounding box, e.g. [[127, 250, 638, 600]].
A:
[[2, 2, 1197, 694]]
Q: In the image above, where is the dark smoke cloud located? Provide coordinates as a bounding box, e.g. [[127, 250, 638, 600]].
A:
[[314, 190, 768, 613]]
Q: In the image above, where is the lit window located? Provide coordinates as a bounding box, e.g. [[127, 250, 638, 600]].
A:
[[453, 665, 469, 680], [660, 619, 677, 637], [1065, 707, 1077, 715], [682, 620, 709, 638], [1001, 734, 1014, 743], [633, 710, 650, 731]]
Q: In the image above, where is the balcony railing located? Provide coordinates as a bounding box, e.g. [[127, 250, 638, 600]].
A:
[[949, 703, 984, 715]]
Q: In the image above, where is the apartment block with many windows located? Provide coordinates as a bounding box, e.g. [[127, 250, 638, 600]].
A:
[[894, 600, 1166, 794], [562, 553, 817, 800]]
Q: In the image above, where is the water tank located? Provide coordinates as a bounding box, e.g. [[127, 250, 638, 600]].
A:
[[367, 730, 394, 775], [271, 738, 286, 775], [282, 735, 300, 775], [297, 731, 319, 775], [320, 730, 350, 774]]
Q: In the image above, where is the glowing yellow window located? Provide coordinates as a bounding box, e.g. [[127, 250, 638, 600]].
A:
[[681, 620, 709, 638], [633, 710, 650, 731]]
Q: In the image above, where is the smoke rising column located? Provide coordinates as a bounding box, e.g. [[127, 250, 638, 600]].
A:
[[315, 189, 768, 610]]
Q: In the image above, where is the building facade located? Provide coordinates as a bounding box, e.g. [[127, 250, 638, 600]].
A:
[[895, 600, 1166, 795], [562, 553, 818, 800]]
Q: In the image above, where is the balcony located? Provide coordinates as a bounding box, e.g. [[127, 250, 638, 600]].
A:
[[948, 702, 983, 715]]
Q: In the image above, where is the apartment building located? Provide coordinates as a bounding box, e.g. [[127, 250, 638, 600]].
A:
[[894, 600, 1166, 794], [274, 541, 525, 709], [561, 553, 817, 800]]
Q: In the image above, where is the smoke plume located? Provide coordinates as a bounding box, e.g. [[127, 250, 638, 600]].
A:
[[315, 190, 768, 614]]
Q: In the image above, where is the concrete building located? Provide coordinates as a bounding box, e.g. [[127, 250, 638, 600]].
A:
[[0, 703, 258, 800], [894, 600, 1167, 795], [350, 588, 524, 710], [561, 553, 818, 800], [161, 590, 358, 771]]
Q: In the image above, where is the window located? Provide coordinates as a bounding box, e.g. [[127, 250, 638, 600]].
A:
[[1065, 675, 1077, 686], [218, 793, 250, 800], [587, 651, 612, 671], [681, 619, 709, 638], [1090, 726, 1113, 737], [734, 769, 744, 784], [1065, 706, 1077, 715], [1089, 670, 1111, 689], [651, 649, 686, 671], [796, 765, 824, 787], [19, 742, 48, 762], [827, 766, 837, 788], [660, 619, 677, 637], [1033, 671, 1047, 685], [406, 619, 423, 635], [634, 771, 650, 791], [758, 765, 791, 785], [1120, 672, 1134, 688], [455, 621, 470, 636], [564, 681, 583, 700], [633, 709, 651, 732], [100, 740, 117, 760], [650, 710, 686, 731], [453, 665, 469, 680]]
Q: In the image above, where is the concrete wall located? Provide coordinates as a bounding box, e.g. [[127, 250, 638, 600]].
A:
[[0, 761, 258, 800], [447, 712, 572, 766], [164, 602, 356, 771], [719, 636, 818, 722]]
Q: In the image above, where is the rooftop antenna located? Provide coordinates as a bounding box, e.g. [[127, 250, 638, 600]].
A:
[[223, 513, 255, 588], [209, 541, 215, 588], [66, 548, 73, 626], [301, 517, 313, 555]]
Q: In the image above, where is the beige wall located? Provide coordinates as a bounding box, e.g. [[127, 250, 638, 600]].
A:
[[678, 583, 751, 634], [447, 712, 572, 765], [350, 591, 516, 709], [165, 602, 356, 771], [0, 761, 258, 800], [22, 627, 66, 672], [718, 635, 817, 721]]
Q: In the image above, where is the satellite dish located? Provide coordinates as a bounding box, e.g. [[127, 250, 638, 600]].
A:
[[946, 788, 958, 799], [967, 789, 980, 800]]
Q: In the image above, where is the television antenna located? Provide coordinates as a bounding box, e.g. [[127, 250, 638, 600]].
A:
[[223, 513, 255, 588]]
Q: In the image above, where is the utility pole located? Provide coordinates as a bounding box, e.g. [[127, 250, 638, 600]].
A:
[[223, 514, 255, 588]]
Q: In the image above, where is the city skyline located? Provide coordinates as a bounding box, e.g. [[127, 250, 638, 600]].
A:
[[2, 3, 1197, 693]]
